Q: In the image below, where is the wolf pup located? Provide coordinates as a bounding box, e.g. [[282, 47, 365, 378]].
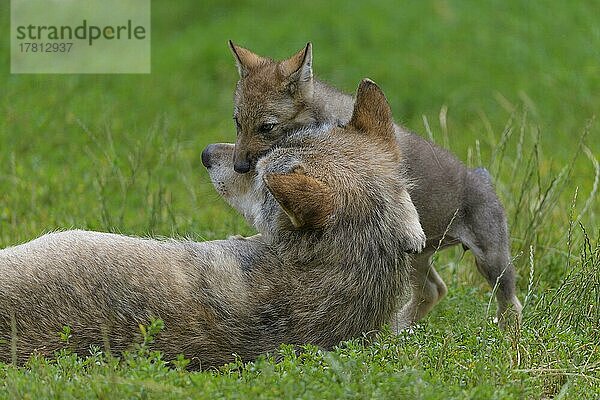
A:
[[0, 80, 424, 368], [228, 41, 522, 330]]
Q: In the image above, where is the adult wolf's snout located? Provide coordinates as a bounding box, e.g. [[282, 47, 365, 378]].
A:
[[201, 144, 217, 169], [202, 143, 236, 171]]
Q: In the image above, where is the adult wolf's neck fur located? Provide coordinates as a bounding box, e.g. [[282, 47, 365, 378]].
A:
[[264, 212, 407, 347]]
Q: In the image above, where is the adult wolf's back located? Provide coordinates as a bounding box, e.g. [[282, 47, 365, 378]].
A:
[[228, 41, 522, 330]]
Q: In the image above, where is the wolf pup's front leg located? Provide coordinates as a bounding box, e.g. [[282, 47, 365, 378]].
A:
[[396, 190, 426, 254]]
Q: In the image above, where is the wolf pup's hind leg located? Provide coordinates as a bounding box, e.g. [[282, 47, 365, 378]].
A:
[[459, 169, 522, 329], [467, 236, 523, 329]]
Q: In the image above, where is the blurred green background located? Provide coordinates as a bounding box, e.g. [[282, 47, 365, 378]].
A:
[[0, 0, 598, 242]]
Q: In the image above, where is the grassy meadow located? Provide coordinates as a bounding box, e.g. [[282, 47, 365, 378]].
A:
[[0, 1, 599, 398]]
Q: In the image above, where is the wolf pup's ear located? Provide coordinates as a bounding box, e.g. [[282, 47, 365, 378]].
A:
[[264, 168, 333, 229], [229, 40, 264, 78], [280, 43, 313, 99], [349, 79, 394, 141]]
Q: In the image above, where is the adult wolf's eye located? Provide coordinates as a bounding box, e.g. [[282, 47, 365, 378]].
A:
[[258, 123, 276, 133]]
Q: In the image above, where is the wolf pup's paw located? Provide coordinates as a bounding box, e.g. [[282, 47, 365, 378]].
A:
[[396, 191, 427, 254]]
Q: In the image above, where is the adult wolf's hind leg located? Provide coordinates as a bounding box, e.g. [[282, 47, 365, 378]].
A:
[[392, 251, 447, 333]]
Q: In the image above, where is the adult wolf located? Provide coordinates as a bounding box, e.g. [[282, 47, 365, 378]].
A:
[[228, 41, 522, 330], [0, 80, 423, 368]]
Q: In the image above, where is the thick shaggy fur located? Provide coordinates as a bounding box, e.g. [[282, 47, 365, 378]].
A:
[[228, 42, 522, 329], [0, 80, 423, 368]]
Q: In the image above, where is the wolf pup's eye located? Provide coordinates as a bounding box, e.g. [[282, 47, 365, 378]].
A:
[[258, 123, 276, 134]]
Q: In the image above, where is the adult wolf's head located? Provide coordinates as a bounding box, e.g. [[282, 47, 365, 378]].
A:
[[204, 79, 425, 253], [229, 41, 320, 173]]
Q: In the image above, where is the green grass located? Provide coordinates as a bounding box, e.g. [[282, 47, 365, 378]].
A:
[[0, 0, 599, 398]]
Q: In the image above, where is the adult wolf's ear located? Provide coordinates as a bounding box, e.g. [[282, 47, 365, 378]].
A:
[[280, 43, 313, 99], [264, 169, 333, 229], [229, 40, 264, 78], [349, 79, 394, 141]]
